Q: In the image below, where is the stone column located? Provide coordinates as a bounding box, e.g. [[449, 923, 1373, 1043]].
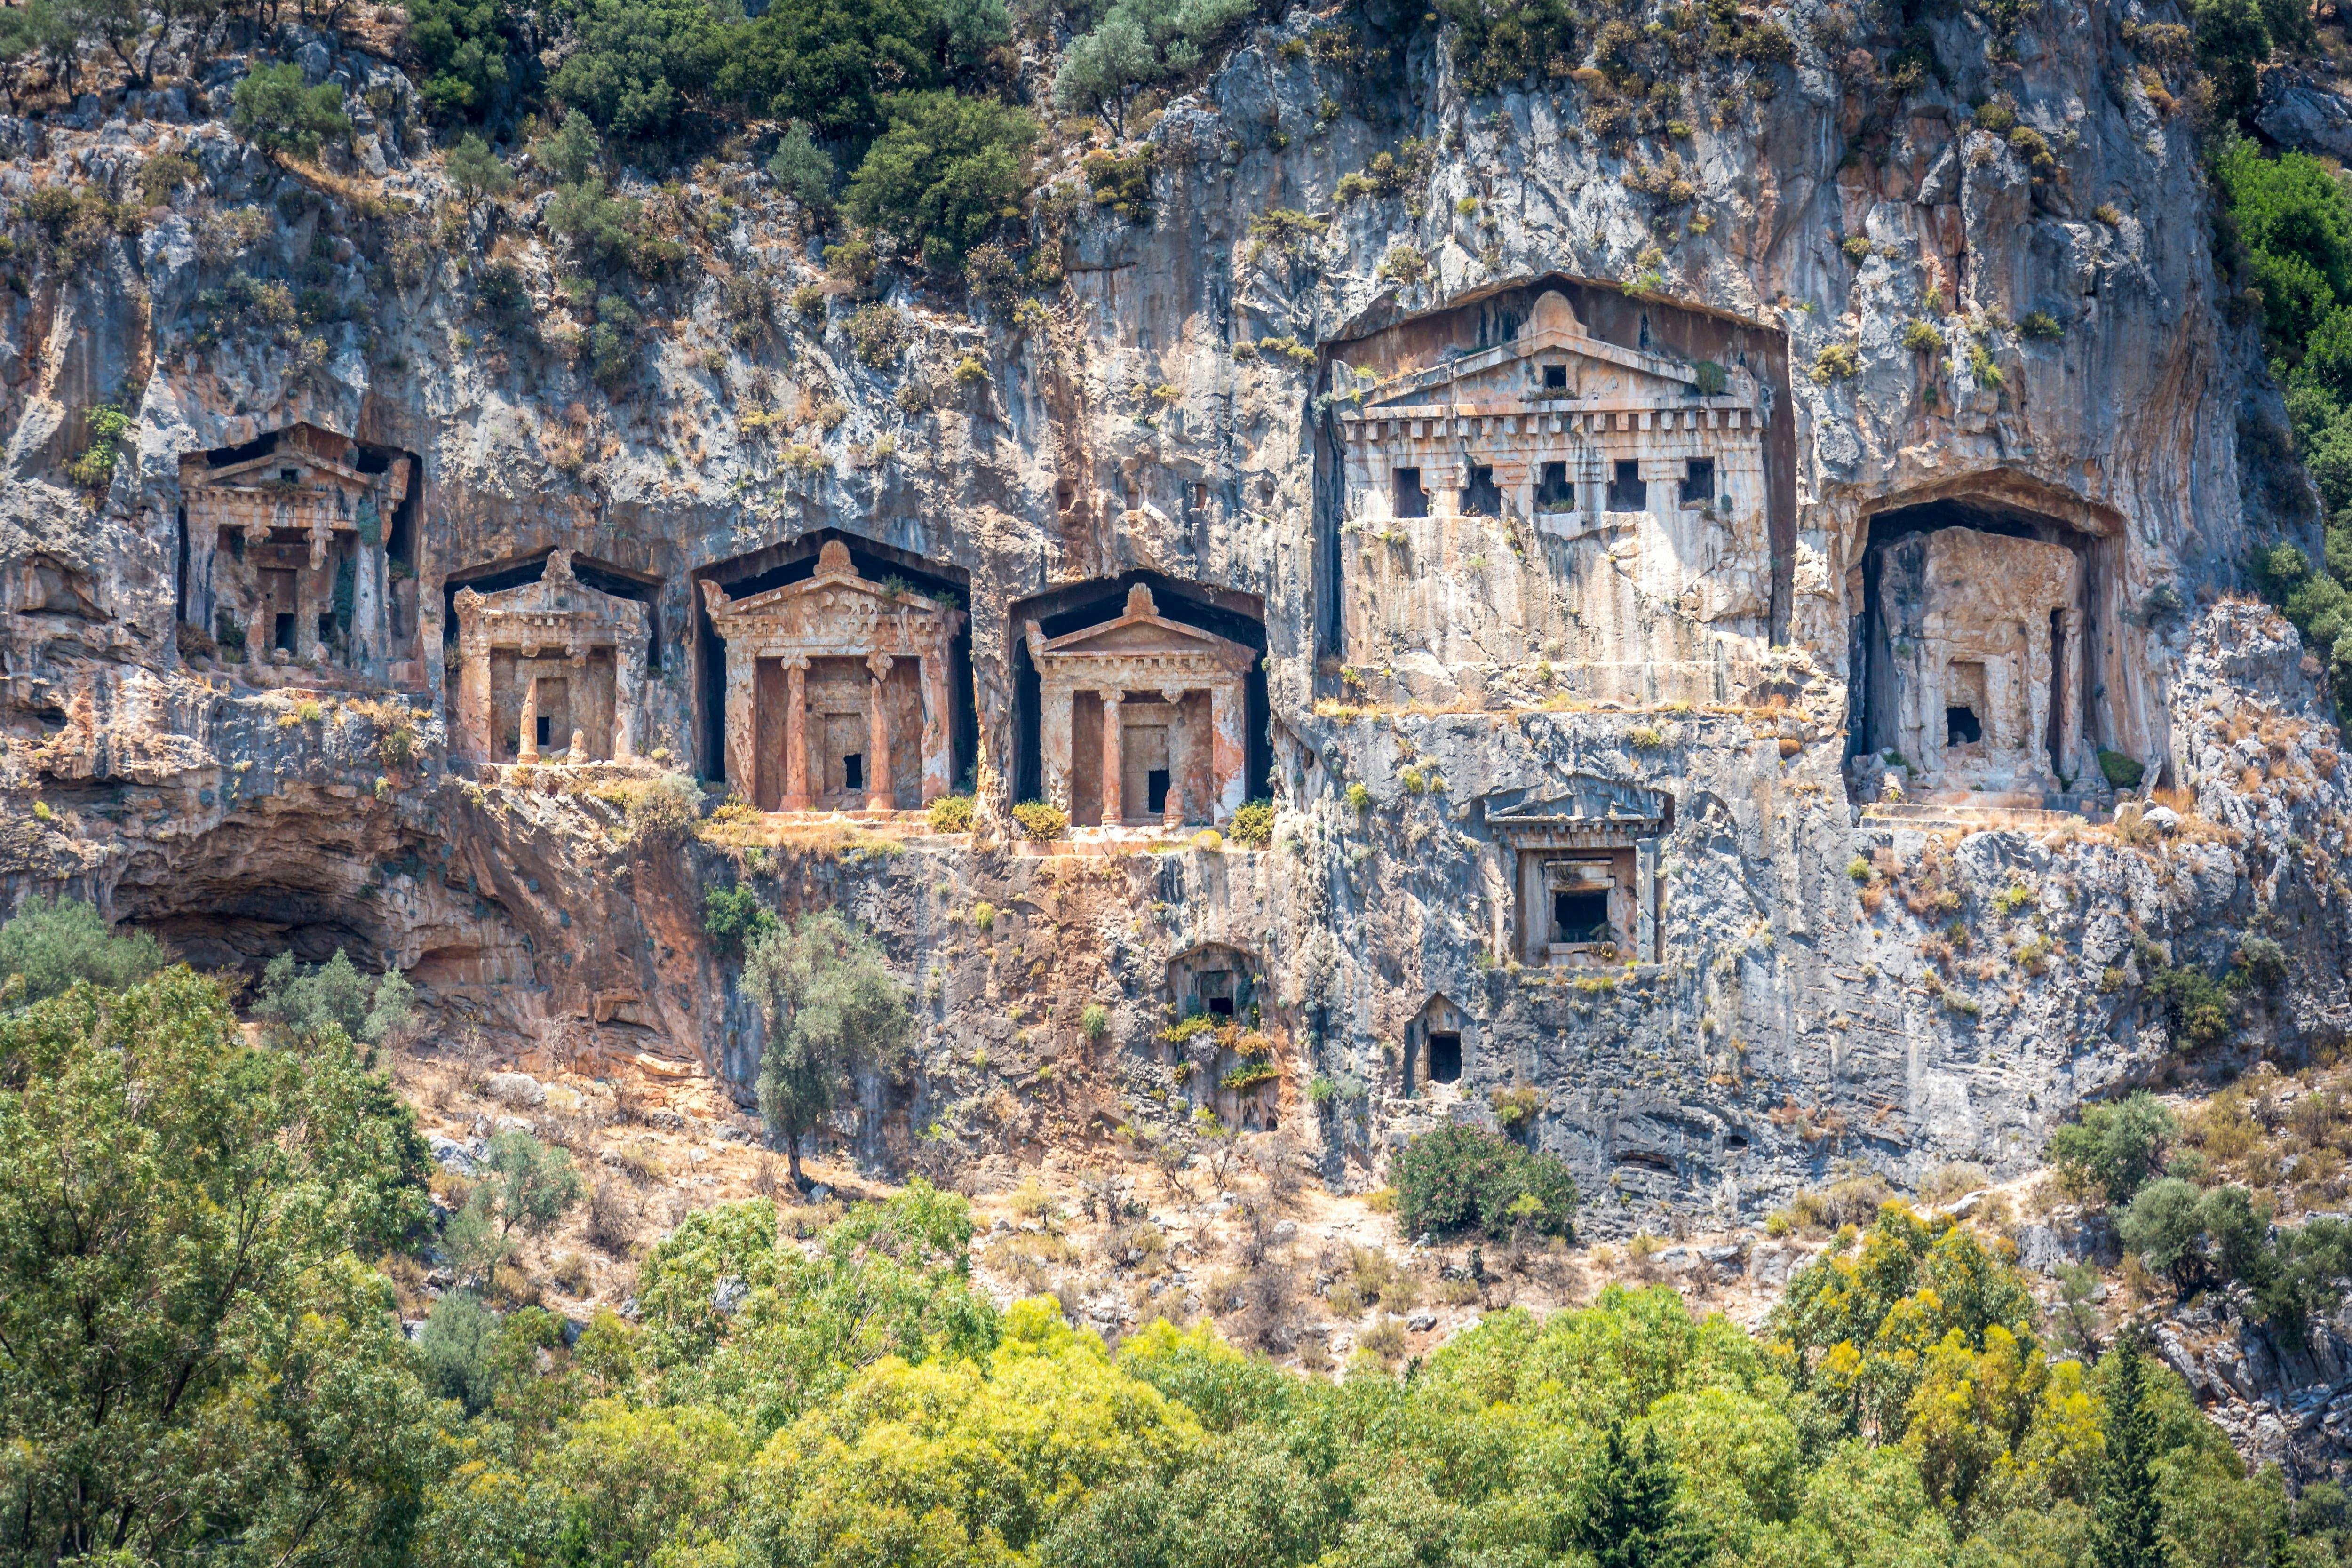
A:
[[1209, 679, 1246, 822], [866, 653, 894, 811], [613, 619, 645, 761], [1100, 690, 1124, 826], [518, 675, 541, 762], [782, 657, 811, 811], [723, 640, 755, 796], [1041, 680, 1073, 812], [919, 645, 953, 803], [1161, 686, 1187, 827], [453, 592, 491, 761]]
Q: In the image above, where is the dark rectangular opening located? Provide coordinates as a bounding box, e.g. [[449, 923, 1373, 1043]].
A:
[[1461, 465, 1500, 516], [278, 467, 300, 483], [1608, 460, 1645, 511], [844, 753, 865, 791], [174, 507, 188, 624], [1147, 767, 1170, 813], [1537, 461, 1573, 509], [1947, 706, 1982, 745], [1393, 467, 1427, 518], [1208, 995, 1235, 1017], [316, 613, 335, 646], [1680, 457, 1716, 507], [535, 716, 551, 748], [272, 613, 295, 652], [1551, 890, 1611, 944], [2048, 608, 2067, 781], [1427, 1031, 1462, 1083], [227, 530, 246, 562], [1542, 363, 1567, 390]]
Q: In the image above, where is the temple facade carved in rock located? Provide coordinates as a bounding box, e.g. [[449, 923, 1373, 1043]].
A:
[[1330, 289, 1774, 706], [181, 422, 416, 685], [1024, 585, 1257, 828], [452, 549, 649, 765], [701, 540, 964, 812]]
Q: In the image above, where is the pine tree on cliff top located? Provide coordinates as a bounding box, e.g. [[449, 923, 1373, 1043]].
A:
[[2095, 1333, 2169, 1568]]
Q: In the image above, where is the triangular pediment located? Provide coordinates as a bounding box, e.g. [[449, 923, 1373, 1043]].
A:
[[1341, 290, 1734, 417], [458, 551, 644, 635], [1032, 585, 1255, 669], [196, 449, 373, 487], [703, 539, 957, 623]]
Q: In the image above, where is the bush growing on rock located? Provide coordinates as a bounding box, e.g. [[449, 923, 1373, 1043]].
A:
[[927, 793, 976, 833], [0, 895, 164, 1002], [843, 90, 1036, 269], [1226, 799, 1274, 846], [705, 883, 779, 958], [1391, 1122, 1578, 1241], [1012, 799, 1069, 840], [232, 64, 351, 160]]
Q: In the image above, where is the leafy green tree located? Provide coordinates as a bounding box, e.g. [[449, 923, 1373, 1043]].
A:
[[547, 0, 728, 141], [0, 0, 79, 108], [2046, 1091, 2178, 1204], [255, 947, 416, 1045], [414, 1288, 502, 1412], [2094, 1334, 2169, 1568], [478, 1128, 586, 1236], [743, 911, 912, 1185], [408, 0, 513, 119], [446, 131, 513, 206], [0, 894, 164, 1001], [1050, 0, 1251, 135], [1391, 1121, 1579, 1241], [0, 969, 440, 1565], [844, 89, 1036, 267], [717, 0, 1008, 138], [546, 175, 640, 265], [232, 63, 353, 160], [539, 111, 604, 183], [1577, 1423, 1713, 1568]]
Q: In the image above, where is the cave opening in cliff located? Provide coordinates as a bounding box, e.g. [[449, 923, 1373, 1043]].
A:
[[1404, 994, 1470, 1097], [691, 531, 976, 794], [1846, 489, 2119, 802], [1009, 571, 1270, 822]]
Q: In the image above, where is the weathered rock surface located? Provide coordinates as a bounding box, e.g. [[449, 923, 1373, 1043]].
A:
[[0, 3, 2348, 1257]]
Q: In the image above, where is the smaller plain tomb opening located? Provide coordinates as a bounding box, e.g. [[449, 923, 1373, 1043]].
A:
[[1848, 494, 2108, 798], [1404, 994, 1470, 1096]]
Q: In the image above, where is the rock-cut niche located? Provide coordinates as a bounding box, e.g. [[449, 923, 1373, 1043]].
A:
[[181, 423, 425, 685], [1845, 486, 2122, 801], [691, 531, 977, 807], [1402, 993, 1469, 1097], [1009, 572, 1270, 828]]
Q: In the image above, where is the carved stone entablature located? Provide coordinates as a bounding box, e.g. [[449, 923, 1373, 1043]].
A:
[[1485, 778, 1671, 966], [1025, 585, 1257, 828], [699, 539, 966, 811], [181, 422, 411, 562], [451, 550, 650, 764], [1334, 291, 1764, 551]]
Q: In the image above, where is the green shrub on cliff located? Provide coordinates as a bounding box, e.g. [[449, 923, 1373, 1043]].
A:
[[1391, 1122, 1579, 1241], [232, 64, 351, 160], [743, 911, 912, 1185]]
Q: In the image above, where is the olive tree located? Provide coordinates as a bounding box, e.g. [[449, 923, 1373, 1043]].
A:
[[742, 912, 911, 1186]]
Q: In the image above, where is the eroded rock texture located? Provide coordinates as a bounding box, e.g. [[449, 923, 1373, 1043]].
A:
[[2, 0, 2349, 1230]]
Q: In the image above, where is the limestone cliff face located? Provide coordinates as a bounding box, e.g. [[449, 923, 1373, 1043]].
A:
[[1, 0, 2348, 1230]]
